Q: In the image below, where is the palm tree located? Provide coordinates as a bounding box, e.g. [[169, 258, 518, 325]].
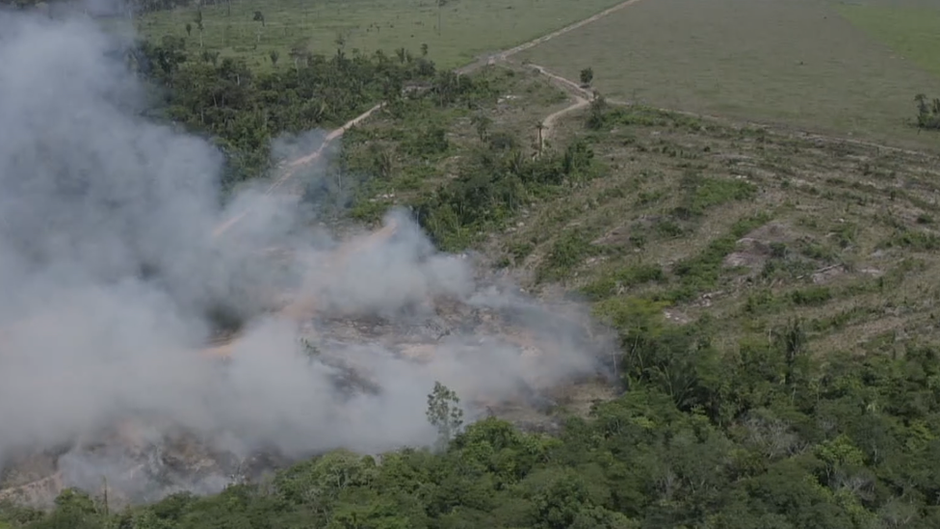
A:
[[437, 0, 447, 36], [471, 112, 491, 141], [535, 121, 545, 155], [253, 11, 265, 46], [194, 8, 205, 49]]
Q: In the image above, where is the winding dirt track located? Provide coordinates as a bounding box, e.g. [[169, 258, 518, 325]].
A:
[[529, 64, 594, 147], [521, 62, 937, 160], [541, 94, 589, 149]]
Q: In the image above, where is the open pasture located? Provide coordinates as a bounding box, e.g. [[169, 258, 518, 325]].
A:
[[515, 0, 940, 150], [136, 0, 626, 71], [836, 0, 940, 78]]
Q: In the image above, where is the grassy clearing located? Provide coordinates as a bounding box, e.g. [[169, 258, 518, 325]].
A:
[[135, 0, 625, 71], [338, 61, 940, 358], [836, 3, 940, 78], [515, 0, 940, 150]]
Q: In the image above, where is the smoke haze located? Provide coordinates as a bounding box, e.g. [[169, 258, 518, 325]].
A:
[[0, 8, 611, 504]]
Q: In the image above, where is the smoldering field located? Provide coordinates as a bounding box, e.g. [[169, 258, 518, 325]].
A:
[[0, 10, 613, 504]]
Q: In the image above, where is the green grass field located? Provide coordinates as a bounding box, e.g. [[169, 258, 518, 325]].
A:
[[514, 0, 940, 150], [136, 0, 625, 71], [837, 2, 940, 78]]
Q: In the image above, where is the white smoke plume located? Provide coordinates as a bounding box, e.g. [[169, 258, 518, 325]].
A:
[[0, 8, 613, 504]]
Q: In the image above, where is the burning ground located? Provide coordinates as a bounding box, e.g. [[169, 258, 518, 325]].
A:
[[0, 9, 615, 507]]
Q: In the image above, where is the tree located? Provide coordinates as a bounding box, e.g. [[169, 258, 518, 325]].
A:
[[470, 112, 491, 141], [426, 381, 464, 449], [579, 67, 594, 87], [770, 317, 807, 388], [437, 0, 447, 36], [253, 11, 265, 46], [586, 92, 607, 130], [193, 8, 204, 49], [369, 144, 394, 179], [914, 93, 940, 130], [535, 120, 545, 155]]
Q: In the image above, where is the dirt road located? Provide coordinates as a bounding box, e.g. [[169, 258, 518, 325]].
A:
[[523, 61, 938, 160], [541, 94, 589, 149], [523, 60, 936, 160], [246, 0, 646, 209], [457, 0, 646, 73], [211, 103, 387, 238]]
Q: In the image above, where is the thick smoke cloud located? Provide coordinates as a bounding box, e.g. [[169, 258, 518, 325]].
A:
[[0, 9, 611, 504]]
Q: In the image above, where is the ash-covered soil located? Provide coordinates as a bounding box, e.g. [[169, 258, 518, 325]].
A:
[[0, 273, 618, 508]]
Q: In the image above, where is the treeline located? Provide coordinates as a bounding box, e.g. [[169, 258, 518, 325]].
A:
[[132, 36, 438, 187], [0, 0, 207, 15], [5, 312, 940, 528]]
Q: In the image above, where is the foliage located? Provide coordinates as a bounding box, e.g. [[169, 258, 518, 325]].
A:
[[414, 137, 598, 251], [426, 381, 464, 449], [914, 94, 940, 130], [579, 67, 594, 86], [15, 326, 940, 528], [131, 36, 437, 188]]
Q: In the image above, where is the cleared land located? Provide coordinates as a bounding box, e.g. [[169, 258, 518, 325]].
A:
[[515, 0, 940, 150], [342, 61, 940, 358], [837, 2, 940, 78], [136, 0, 626, 70]]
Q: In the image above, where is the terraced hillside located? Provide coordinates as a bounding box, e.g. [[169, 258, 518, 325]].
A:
[[340, 62, 940, 358]]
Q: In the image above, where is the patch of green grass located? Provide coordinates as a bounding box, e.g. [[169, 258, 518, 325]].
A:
[[517, 0, 940, 150], [880, 228, 940, 251], [836, 4, 940, 78], [681, 174, 757, 215], [581, 263, 665, 301], [135, 0, 627, 71], [790, 286, 832, 307], [667, 214, 770, 302], [592, 294, 670, 331], [537, 229, 603, 283]]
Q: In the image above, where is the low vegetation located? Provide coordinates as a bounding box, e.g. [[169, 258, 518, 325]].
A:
[[133, 34, 438, 187], [914, 94, 940, 130]]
